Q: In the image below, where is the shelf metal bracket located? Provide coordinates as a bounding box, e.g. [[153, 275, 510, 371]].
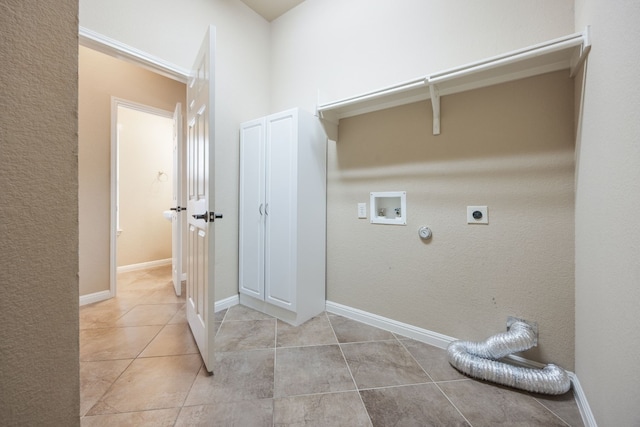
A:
[[429, 82, 441, 135], [570, 26, 592, 78]]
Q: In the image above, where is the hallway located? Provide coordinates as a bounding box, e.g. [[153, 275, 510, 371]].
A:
[[79, 266, 584, 426]]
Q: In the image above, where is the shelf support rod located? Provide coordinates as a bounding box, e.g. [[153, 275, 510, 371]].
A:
[[429, 82, 441, 135]]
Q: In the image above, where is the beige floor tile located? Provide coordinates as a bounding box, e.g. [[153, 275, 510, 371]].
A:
[[224, 304, 275, 321], [80, 325, 162, 361], [215, 319, 276, 352], [79, 266, 586, 425], [139, 323, 199, 357], [81, 408, 179, 426], [185, 349, 274, 405], [534, 393, 586, 427], [168, 304, 187, 324], [274, 345, 355, 398], [176, 400, 273, 426], [79, 298, 138, 329], [144, 285, 186, 304], [80, 359, 132, 416], [399, 338, 467, 381], [214, 308, 228, 322], [87, 354, 202, 415], [274, 391, 372, 426], [277, 314, 338, 347], [438, 379, 568, 427], [340, 340, 431, 389], [115, 303, 182, 327], [361, 383, 468, 426], [329, 314, 396, 343]]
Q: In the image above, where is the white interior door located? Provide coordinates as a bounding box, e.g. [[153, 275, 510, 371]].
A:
[[171, 103, 183, 296], [186, 26, 217, 373]]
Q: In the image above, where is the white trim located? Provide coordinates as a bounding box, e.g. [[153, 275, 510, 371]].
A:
[[215, 294, 239, 313], [569, 372, 598, 427], [325, 300, 455, 349], [117, 258, 172, 273], [325, 300, 595, 425], [79, 26, 189, 83], [109, 98, 118, 300], [79, 290, 112, 306]]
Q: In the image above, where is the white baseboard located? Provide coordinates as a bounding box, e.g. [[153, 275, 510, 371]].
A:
[[325, 300, 594, 426], [215, 294, 239, 313], [117, 258, 171, 273], [568, 372, 597, 427], [79, 290, 112, 306], [325, 300, 455, 349]]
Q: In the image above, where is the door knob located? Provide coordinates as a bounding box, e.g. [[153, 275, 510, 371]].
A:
[[192, 213, 207, 221], [192, 212, 223, 222]]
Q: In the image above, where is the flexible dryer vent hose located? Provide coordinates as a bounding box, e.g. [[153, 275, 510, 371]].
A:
[[447, 321, 571, 395]]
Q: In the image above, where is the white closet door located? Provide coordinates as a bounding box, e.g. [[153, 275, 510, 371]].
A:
[[265, 110, 297, 311], [238, 118, 265, 299]]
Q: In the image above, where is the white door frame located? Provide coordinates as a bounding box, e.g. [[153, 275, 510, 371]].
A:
[[109, 99, 176, 297], [79, 28, 189, 302], [79, 27, 189, 84]]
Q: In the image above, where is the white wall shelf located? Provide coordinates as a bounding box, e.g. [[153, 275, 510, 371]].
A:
[[317, 28, 591, 135]]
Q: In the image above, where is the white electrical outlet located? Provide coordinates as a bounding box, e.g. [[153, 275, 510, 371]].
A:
[[357, 203, 367, 219], [467, 206, 488, 224]]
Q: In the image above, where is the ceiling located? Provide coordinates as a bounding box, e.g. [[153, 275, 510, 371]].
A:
[[239, 0, 306, 22]]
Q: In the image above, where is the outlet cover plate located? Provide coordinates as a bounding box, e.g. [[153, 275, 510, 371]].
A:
[[357, 203, 367, 219]]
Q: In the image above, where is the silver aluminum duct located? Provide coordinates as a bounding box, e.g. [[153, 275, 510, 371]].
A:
[[447, 321, 571, 395]]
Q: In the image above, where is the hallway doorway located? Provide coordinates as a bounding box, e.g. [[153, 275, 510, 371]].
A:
[[112, 102, 175, 292]]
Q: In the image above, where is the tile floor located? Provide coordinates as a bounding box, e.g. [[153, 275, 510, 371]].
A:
[[79, 265, 585, 426]]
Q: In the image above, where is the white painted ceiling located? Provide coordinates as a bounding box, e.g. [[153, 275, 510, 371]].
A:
[[239, 0, 305, 22]]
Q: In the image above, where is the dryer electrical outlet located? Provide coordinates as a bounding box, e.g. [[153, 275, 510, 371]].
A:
[[467, 206, 488, 224]]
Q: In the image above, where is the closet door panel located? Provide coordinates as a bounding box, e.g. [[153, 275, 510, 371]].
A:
[[265, 111, 297, 310], [238, 119, 265, 299]]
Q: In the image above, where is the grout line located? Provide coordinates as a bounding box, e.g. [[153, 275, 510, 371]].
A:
[[326, 312, 374, 427], [80, 357, 135, 417], [394, 333, 473, 426], [532, 397, 573, 427], [356, 381, 436, 392], [396, 338, 436, 383], [432, 381, 475, 427]]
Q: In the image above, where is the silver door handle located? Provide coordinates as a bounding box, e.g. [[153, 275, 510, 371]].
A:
[[265, 203, 269, 215], [259, 203, 263, 215]]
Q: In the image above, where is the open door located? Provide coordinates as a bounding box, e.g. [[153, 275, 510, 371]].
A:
[[171, 103, 183, 296], [186, 26, 217, 373]]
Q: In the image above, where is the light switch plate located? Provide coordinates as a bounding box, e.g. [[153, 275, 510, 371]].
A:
[[357, 203, 367, 219], [467, 206, 488, 224]]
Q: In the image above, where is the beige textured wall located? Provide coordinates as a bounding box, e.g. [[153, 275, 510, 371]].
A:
[[575, 1, 640, 424], [79, 46, 185, 296], [328, 71, 576, 368], [117, 107, 173, 267], [0, 1, 80, 425]]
